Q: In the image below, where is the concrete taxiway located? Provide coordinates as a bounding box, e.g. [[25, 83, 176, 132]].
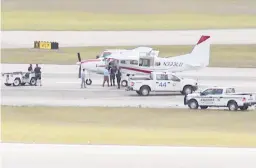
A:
[[2, 73, 256, 108]]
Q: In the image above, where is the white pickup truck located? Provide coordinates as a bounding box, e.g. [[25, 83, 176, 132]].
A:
[[126, 72, 198, 96], [184, 86, 256, 111]]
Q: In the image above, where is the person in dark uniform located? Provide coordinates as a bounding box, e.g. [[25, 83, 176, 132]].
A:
[[110, 66, 117, 86], [116, 67, 122, 89], [34, 64, 42, 86], [28, 64, 33, 72], [25, 64, 33, 78]]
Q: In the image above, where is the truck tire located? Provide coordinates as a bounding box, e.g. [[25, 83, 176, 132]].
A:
[[182, 85, 193, 95], [200, 106, 208, 109], [4, 83, 12, 86], [140, 86, 150, 96], [188, 99, 199, 109], [121, 80, 128, 87], [13, 78, 21, 86], [227, 101, 238, 111], [136, 91, 142, 95], [30, 77, 36, 86], [240, 105, 248, 111]]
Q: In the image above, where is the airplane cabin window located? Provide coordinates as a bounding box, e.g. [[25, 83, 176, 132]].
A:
[[120, 60, 126, 64], [130, 60, 138, 65], [155, 62, 161, 66], [139, 58, 150, 67]]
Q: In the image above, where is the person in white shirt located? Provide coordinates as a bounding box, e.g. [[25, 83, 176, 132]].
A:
[[102, 67, 110, 87], [81, 69, 86, 88]]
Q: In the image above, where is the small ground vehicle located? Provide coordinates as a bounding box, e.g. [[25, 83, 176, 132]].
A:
[[2, 71, 37, 86], [184, 86, 256, 111], [126, 72, 198, 96]]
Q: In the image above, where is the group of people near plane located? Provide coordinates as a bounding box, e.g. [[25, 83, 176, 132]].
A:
[[81, 62, 122, 89]]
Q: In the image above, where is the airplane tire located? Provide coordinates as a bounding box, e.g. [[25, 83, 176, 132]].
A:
[[86, 79, 92, 85]]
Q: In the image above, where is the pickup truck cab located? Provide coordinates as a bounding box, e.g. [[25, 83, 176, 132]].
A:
[[126, 72, 198, 96], [185, 86, 256, 111]]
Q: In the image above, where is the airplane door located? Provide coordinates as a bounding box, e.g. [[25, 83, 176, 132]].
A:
[[155, 74, 170, 91]]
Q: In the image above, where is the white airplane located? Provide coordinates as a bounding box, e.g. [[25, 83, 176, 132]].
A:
[[77, 35, 211, 86], [95, 47, 160, 59]]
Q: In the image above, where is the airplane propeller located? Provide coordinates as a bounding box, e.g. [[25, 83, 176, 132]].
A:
[[77, 52, 81, 78]]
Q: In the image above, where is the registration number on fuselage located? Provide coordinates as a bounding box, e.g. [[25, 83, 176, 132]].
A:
[[163, 62, 183, 67]]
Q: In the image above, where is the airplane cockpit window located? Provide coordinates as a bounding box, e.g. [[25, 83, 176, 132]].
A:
[[130, 60, 138, 65], [102, 52, 111, 58], [155, 62, 161, 66]]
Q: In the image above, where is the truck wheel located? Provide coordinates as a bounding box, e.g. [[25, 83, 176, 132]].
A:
[[13, 78, 21, 86], [200, 106, 208, 109], [188, 99, 199, 109], [228, 101, 238, 111], [30, 77, 36, 86], [4, 83, 12, 86], [140, 86, 150, 96], [182, 85, 193, 95], [121, 80, 128, 87], [240, 105, 248, 111], [136, 91, 142, 95], [86, 79, 92, 85]]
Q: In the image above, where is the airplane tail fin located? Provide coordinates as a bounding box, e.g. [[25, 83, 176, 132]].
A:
[[190, 35, 211, 67]]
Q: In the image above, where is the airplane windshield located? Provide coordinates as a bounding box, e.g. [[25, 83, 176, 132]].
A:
[[102, 52, 112, 58]]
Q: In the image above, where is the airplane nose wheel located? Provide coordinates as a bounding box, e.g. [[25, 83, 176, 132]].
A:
[[86, 79, 92, 85]]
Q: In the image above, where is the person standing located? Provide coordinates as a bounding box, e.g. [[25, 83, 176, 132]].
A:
[[116, 67, 122, 89], [34, 64, 42, 86], [28, 64, 33, 72], [81, 69, 86, 88], [110, 66, 117, 86], [103, 67, 110, 87]]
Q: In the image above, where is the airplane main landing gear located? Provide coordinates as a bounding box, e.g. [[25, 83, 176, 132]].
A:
[[86, 79, 92, 85]]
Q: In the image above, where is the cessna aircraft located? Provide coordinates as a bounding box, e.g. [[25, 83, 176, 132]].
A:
[[96, 47, 159, 59], [77, 35, 211, 86]]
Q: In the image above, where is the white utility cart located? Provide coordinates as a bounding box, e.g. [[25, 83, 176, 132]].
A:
[[2, 71, 37, 86]]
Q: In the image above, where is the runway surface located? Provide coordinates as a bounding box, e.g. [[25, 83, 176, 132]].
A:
[[2, 67, 256, 108], [2, 29, 256, 48]]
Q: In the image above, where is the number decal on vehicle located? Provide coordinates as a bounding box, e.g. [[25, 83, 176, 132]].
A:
[[159, 82, 167, 87]]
